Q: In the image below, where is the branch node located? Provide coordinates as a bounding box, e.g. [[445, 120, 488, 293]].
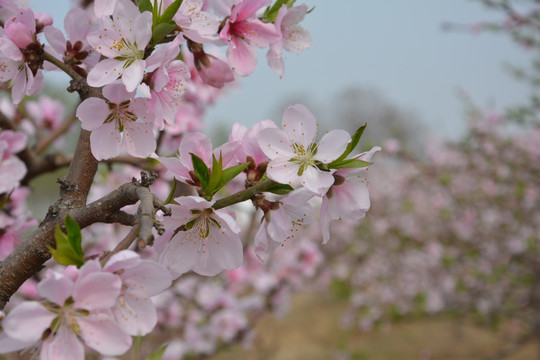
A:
[[56, 178, 77, 192], [140, 171, 158, 187], [67, 78, 88, 97]]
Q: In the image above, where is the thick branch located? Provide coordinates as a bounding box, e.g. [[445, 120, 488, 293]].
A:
[[0, 180, 167, 309]]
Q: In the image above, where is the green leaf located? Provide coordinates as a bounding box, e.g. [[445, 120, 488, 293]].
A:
[[332, 124, 366, 164], [206, 153, 223, 197], [330, 159, 372, 170], [64, 215, 83, 257], [138, 0, 153, 13], [160, 0, 183, 24], [152, 0, 160, 27], [164, 179, 177, 205], [264, 182, 293, 195], [146, 344, 168, 360], [262, 0, 296, 23], [48, 215, 84, 267], [219, 162, 250, 189], [190, 153, 210, 190], [151, 22, 177, 44]]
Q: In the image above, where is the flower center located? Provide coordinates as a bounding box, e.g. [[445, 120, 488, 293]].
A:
[[105, 100, 137, 132], [290, 142, 318, 176]]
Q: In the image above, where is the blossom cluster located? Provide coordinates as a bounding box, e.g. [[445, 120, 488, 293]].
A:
[[0, 0, 380, 359]]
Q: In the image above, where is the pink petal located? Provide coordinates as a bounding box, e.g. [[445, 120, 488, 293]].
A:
[[0, 333, 37, 353], [44, 26, 67, 54], [134, 11, 152, 50], [113, 290, 157, 336], [121, 260, 172, 296], [78, 313, 132, 356], [123, 120, 156, 158], [87, 59, 123, 88], [299, 166, 334, 196], [281, 104, 317, 148], [10, 67, 27, 104], [73, 272, 121, 310], [207, 224, 243, 271], [76, 98, 109, 131], [253, 224, 281, 262], [257, 128, 294, 160], [43, 325, 84, 360], [0, 157, 26, 193], [320, 197, 331, 244], [65, 8, 91, 41], [37, 271, 74, 305], [90, 122, 122, 160], [122, 59, 145, 92], [283, 25, 311, 53], [157, 155, 190, 182], [163, 233, 200, 275], [104, 249, 140, 273], [102, 82, 131, 104], [227, 37, 257, 77], [315, 129, 351, 163], [3, 301, 54, 342], [232, 0, 271, 22], [235, 19, 281, 47], [266, 157, 301, 187]]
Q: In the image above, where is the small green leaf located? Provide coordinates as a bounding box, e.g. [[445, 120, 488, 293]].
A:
[[146, 344, 168, 360], [219, 162, 250, 189], [206, 153, 224, 197], [48, 215, 85, 267], [138, 0, 153, 13], [264, 182, 293, 195], [152, 0, 160, 27], [64, 215, 83, 257], [262, 0, 296, 22], [160, 0, 183, 24], [164, 179, 177, 205], [330, 159, 372, 170], [190, 153, 210, 191], [332, 124, 367, 164], [151, 22, 177, 44]]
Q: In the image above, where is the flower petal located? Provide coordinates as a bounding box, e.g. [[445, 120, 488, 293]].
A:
[[73, 272, 121, 310], [315, 129, 351, 163], [87, 59, 123, 88], [76, 98, 109, 131], [90, 122, 122, 160], [281, 104, 317, 148], [3, 301, 54, 342], [78, 313, 132, 356]]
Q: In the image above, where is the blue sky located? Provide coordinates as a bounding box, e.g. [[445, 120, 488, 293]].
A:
[[30, 0, 532, 138]]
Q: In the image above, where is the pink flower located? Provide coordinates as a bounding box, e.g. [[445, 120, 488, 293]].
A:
[[219, 0, 281, 76], [103, 250, 172, 336], [320, 147, 380, 244], [87, 0, 152, 91], [254, 188, 314, 261], [0, 8, 44, 104], [44, 8, 100, 72], [171, 0, 221, 43], [0, 262, 131, 360], [76, 82, 156, 160], [267, 4, 312, 78], [258, 104, 351, 196], [0, 130, 27, 194], [159, 196, 243, 276], [25, 95, 64, 130], [158, 132, 239, 185], [140, 38, 191, 128]]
